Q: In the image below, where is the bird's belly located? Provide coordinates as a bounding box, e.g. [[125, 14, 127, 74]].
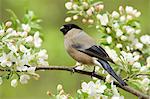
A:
[[67, 48, 94, 65]]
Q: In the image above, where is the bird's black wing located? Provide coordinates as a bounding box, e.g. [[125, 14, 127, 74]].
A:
[[74, 45, 115, 63]]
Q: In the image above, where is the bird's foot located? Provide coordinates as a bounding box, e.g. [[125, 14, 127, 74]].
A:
[[91, 66, 96, 78], [71, 62, 83, 74], [71, 66, 77, 74]]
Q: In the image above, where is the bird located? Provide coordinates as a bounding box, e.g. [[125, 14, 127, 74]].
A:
[[60, 24, 127, 86]]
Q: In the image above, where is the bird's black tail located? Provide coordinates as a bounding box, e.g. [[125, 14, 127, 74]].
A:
[[97, 59, 127, 86]]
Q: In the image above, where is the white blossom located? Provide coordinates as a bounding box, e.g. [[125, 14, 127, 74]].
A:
[[95, 80, 107, 93], [9, 30, 19, 37], [106, 74, 113, 83], [0, 77, 3, 85], [27, 66, 36, 74], [0, 29, 4, 36], [146, 56, 150, 67], [124, 26, 135, 34], [140, 66, 148, 72], [19, 31, 28, 37], [125, 6, 141, 17], [97, 14, 108, 26], [113, 22, 119, 28], [111, 96, 124, 99], [106, 27, 111, 33], [105, 46, 119, 62], [17, 66, 28, 71], [126, 15, 133, 20], [106, 36, 112, 44], [25, 36, 33, 43], [0, 52, 13, 67], [135, 42, 143, 50], [34, 31, 42, 48], [133, 54, 140, 61], [116, 44, 122, 48], [120, 16, 126, 22], [22, 24, 31, 32], [38, 58, 49, 66], [65, 2, 73, 10], [19, 45, 29, 53], [120, 35, 127, 41], [6, 28, 13, 33], [81, 80, 107, 96], [125, 6, 134, 14], [135, 29, 141, 34], [133, 62, 141, 69], [112, 11, 119, 18], [141, 78, 150, 85], [86, 8, 93, 16], [22, 52, 34, 64], [140, 35, 150, 44], [72, 4, 78, 10], [116, 29, 123, 37], [111, 83, 124, 99], [7, 43, 18, 53], [20, 74, 30, 84], [121, 51, 134, 64], [38, 49, 48, 59], [11, 79, 18, 87]]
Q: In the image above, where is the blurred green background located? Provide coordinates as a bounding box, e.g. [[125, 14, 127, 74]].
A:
[[0, 0, 150, 99]]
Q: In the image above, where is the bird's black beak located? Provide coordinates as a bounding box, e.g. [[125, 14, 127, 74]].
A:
[[60, 26, 67, 35], [60, 26, 64, 32]]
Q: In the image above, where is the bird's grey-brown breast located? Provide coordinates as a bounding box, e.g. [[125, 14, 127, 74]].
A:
[[64, 29, 95, 64]]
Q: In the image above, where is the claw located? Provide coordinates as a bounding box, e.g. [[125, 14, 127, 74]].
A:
[[70, 62, 82, 74]]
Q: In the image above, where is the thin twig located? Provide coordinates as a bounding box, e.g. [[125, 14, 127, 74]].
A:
[[0, 66, 150, 99]]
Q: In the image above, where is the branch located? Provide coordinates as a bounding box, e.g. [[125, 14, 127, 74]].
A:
[[0, 66, 150, 99], [36, 66, 149, 99]]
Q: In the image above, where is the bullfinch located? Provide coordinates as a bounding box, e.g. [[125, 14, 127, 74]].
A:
[[60, 24, 127, 86]]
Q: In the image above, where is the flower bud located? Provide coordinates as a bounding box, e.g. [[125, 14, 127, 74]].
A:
[[86, 8, 93, 16], [5, 21, 12, 27], [73, 15, 78, 20], [82, 18, 87, 23], [82, 2, 88, 9], [57, 84, 63, 92], [106, 27, 111, 33], [65, 17, 72, 22], [95, 4, 104, 12], [106, 36, 112, 44], [47, 91, 52, 96], [11, 79, 18, 87], [88, 19, 94, 24], [119, 6, 124, 14]]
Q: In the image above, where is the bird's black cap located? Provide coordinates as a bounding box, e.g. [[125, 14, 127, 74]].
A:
[[60, 24, 82, 35]]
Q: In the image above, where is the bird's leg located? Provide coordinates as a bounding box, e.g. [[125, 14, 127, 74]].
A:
[[71, 62, 82, 73], [91, 66, 96, 78]]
